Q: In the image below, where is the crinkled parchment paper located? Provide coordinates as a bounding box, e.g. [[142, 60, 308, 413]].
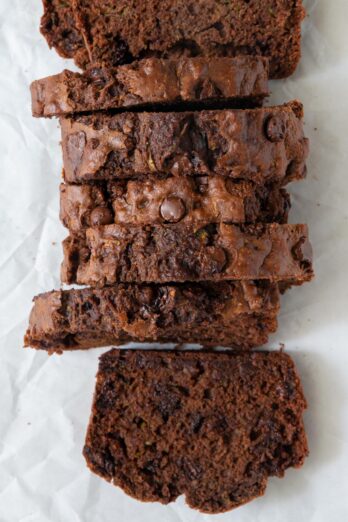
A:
[[0, 0, 348, 520]]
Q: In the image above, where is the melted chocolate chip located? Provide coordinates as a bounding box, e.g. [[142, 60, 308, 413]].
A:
[[160, 197, 186, 223], [207, 247, 227, 273], [90, 207, 114, 226], [265, 116, 286, 142]]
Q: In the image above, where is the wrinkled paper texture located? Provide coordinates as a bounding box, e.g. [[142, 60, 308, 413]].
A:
[[1, 0, 348, 520]]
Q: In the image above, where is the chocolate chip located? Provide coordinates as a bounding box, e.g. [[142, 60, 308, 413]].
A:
[[87, 67, 108, 87], [195, 177, 209, 194], [160, 197, 186, 223], [91, 138, 100, 150], [265, 116, 286, 142], [90, 207, 113, 226], [206, 247, 227, 273]]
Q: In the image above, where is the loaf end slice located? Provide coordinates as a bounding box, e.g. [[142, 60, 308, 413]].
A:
[[83, 348, 308, 513]]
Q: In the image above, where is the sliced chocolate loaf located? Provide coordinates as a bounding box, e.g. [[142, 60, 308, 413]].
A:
[[61, 102, 308, 185], [61, 223, 313, 286], [83, 348, 308, 513], [31, 56, 269, 118], [60, 179, 290, 234], [24, 281, 279, 353], [69, 0, 305, 78]]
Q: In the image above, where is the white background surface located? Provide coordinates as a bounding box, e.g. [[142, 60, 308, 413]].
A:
[[0, 0, 348, 520]]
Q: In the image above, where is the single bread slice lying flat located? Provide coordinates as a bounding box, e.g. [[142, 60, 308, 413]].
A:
[[31, 56, 269, 118], [60, 179, 290, 235], [61, 223, 313, 287], [83, 348, 308, 513], [60, 102, 308, 185], [24, 281, 279, 353]]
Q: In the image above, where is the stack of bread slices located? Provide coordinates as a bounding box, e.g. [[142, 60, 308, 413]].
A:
[[26, 54, 312, 352], [24, 0, 313, 514]]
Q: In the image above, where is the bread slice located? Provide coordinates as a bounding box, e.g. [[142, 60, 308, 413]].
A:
[[61, 102, 308, 185], [24, 281, 279, 352], [61, 223, 313, 286], [48, 0, 305, 78], [83, 348, 308, 513], [31, 56, 269, 118], [60, 179, 290, 235], [40, 0, 88, 66]]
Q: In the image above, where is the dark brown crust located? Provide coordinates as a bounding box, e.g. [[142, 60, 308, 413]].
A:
[[71, 0, 305, 78], [31, 56, 269, 118], [40, 0, 88, 66], [61, 102, 308, 185], [61, 223, 313, 286], [59, 179, 290, 234], [83, 349, 308, 513], [24, 281, 279, 352]]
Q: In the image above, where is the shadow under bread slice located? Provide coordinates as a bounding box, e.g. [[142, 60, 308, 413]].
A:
[[60, 178, 290, 235], [61, 223, 313, 287], [83, 348, 308, 513], [71, 0, 305, 79], [60, 102, 308, 185], [24, 281, 279, 353], [31, 55, 269, 118]]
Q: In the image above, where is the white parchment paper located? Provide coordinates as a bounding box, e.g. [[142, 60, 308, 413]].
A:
[[1, 0, 348, 520]]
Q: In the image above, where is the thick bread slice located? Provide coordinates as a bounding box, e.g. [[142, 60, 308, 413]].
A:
[[83, 348, 308, 513], [24, 281, 279, 352]]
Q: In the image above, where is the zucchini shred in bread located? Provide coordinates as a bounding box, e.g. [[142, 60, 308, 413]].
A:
[[31, 56, 269, 118], [83, 349, 308, 513], [61, 223, 313, 287], [60, 102, 308, 185], [24, 281, 279, 353], [41, 0, 305, 78]]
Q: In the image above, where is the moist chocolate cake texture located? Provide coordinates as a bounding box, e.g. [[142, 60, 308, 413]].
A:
[[60, 102, 308, 185], [24, 281, 279, 353], [60, 179, 290, 234], [61, 223, 313, 287], [40, 0, 88, 66], [31, 56, 269, 118], [41, 1, 305, 79], [83, 349, 308, 513]]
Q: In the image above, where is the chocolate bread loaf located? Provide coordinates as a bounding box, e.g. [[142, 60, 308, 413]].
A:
[[60, 179, 290, 234], [24, 281, 279, 353], [61, 223, 313, 286], [83, 348, 308, 513], [61, 102, 308, 185], [31, 56, 269, 118], [48, 1, 305, 78]]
